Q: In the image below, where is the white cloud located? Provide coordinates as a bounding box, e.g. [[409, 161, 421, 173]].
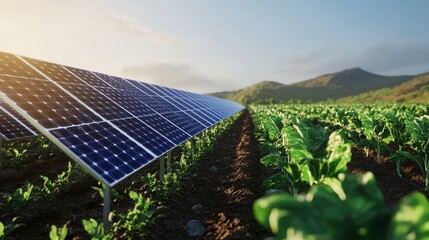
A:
[[104, 11, 184, 46], [122, 62, 228, 93]]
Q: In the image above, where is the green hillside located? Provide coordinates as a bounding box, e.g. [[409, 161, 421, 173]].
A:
[[210, 68, 417, 104], [335, 72, 429, 103]]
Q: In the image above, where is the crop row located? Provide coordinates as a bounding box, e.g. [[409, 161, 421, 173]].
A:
[[0, 112, 240, 239], [252, 104, 429, 189], [250, 104, 429, 239]]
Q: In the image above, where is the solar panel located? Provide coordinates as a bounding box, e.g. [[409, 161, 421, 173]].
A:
[[0, 51, 244, 186], [0, 100, 38, 140]]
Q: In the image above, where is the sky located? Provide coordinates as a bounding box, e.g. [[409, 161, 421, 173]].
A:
[[1, 1, 429, 93]]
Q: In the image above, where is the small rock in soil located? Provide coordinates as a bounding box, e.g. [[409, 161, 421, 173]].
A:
[[192, 204, 204, 215], [209, 166, 218, 173], [185, 219, 205, 238]]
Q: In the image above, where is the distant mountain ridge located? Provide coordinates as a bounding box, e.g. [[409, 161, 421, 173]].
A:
[[210, 68, 425, 104], [336, 72, 429, 103]]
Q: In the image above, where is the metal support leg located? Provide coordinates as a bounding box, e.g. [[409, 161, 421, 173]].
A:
[[103, 184, 111, 232], [167, 151, 172, 173], [160, 155, 165, 182]]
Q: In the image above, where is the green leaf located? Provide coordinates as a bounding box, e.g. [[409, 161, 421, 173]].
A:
[[387, 192, 429, 240], [260, 153, 283, 167], [282, 126, 313, 162], [262, 173, 289, 189], [406, 116, 429, 154], [82, 218, 106, 240], [253, 192, 307, 229], [299, 163, 314, 186], [0, 222, 4, 238], [49, 224, 67, 240], [49, 225, 58, 240], [254, 172, 389, 240], [324, 130, 352, 177]]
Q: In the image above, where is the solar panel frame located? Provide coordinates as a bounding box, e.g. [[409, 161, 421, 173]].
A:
[[0, 51, 244, 186]]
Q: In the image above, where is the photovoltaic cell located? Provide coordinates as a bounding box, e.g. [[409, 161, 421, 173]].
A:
[[200, 109, 224, 122], [185, 110, 213, 127], [136, 95, 181, 114], [161, 112, 205, 136], [166, 88, 189, 99], [51, 122, 154, 183], [93, 73, 135, 90], [0, 51, 244, 186], [61, 84, 133, 120], [96, 88, 158, 116], [138, 82, 166, 96], [163, 97, 188, 111], [171, 98, 195, 110], [180, 98, 205, 110], [160, 87, 183, 98], [150, 85, 171, 97], [0, 75, 102, 129], [111, 117, 175, 156], [126, 80, 157, 96], [0, 52, 45, 79], [138, 115, 190, 145], [64, 66, 111, 88], [0, 100, 38, 140], [23, 57, 85, 85]]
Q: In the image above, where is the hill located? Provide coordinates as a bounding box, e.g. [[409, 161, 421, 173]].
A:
[[210, 68, 417, 104], [335, 72, 429, 103]]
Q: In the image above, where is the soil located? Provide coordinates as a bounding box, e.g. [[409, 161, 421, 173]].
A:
[[1, 110, 271, 239], [0, 141, 163, 240], [347, 145, 429, 206], [1, 109, 428, 239], [146, 109, 270, 240]]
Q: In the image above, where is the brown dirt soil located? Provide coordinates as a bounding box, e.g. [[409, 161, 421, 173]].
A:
[[0, 138, 166, 239], [347, 145, 429, 206], [4, 110, 428, 239], [146, 110, 270, 239], [1, 110, 270, 239]]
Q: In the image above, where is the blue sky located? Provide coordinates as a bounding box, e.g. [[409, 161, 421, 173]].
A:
[[1, 1, 429, 93]]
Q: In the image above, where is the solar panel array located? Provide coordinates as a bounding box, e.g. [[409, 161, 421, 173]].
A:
[[0, 100, 38, 140], [0, 51, 244, 186]]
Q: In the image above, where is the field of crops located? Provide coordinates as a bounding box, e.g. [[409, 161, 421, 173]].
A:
[[0, 113, 241, 239], [2, 104, 429, 239], [250, 103, 429, 239]]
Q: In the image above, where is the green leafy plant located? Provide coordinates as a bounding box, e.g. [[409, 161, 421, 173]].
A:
[[260, 125, 351, 195], [386, 192, 429, 239], [82, 218, 112, 240], [384, 112, 408, 151], [402, 116, 428, 188], [40, 162, 73, 198], [114, 191, 160, 238], [390, 116, 429, 189], [10, 148, 28, 167], [0, 218, 23, 240], [49, 224, 68, 240], [2, 182, 35, 211], [254, 172, 429, 240], [358, 114, 391, 163]]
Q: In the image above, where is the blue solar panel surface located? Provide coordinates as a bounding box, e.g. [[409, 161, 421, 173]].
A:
[[0, 51, 244, 186], [0, 100, 38, 140]]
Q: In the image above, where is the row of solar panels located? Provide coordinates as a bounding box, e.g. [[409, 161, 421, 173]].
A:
[[0, 51, 244, 186]]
